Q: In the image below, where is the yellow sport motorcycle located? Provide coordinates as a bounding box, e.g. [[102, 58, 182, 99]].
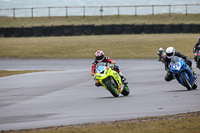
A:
[[94, 62, 130, 97]]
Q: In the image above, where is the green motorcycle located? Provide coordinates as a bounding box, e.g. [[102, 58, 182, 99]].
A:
[[94, 62, 130, 97]]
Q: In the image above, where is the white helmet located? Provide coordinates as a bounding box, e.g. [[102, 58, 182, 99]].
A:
[[159, 47, 164, 52], [166, 47, 175, 58]]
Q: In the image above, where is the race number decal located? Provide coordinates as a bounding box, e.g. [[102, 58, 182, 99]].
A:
[[173, 62, 181, 70]]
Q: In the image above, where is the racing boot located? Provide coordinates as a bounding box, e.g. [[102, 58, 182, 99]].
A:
[[190, 66, 196, 75], [119, 72, 128, 84], [95, 80, 102, 87]]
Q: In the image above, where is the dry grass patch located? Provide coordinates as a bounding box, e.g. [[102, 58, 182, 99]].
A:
[[0, 34, 198, 59]]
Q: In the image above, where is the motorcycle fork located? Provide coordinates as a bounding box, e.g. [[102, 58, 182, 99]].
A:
[[110, 77, 117, 88], [110, 76, 122, 93], [178, 71, 190, 85], [176, 73, 183, 84]]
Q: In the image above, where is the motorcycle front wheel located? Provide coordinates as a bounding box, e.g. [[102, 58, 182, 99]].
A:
[[180, 73, 192, 90], [105, 79, 119, 97]]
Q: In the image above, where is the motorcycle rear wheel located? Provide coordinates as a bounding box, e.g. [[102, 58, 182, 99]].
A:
[[192, 83, 197, 90], [105, 80, 119, 97], [180, 74, 192, 90], [121, 85, 130, 96], [197, 61, 200, 69], [192, 78, 197, 90]]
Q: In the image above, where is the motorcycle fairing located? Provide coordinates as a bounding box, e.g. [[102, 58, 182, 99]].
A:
[[95, 66, 123, 90], [170, 57, 195, 86]]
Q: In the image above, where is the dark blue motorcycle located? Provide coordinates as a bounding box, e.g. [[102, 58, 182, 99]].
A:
[[170, 56, 197, 90], [197, 49, 200, 69]]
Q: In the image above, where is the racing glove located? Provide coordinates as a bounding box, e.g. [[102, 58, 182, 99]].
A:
[[91, 71, 95, 76]]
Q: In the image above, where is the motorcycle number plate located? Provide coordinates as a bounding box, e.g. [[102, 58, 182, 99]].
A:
[[173, 62, 181, 70]]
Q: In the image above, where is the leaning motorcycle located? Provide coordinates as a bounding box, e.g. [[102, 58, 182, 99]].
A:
[[170, 56, 197, 90], [196, 49, 200, 69], [158, 51, 166, 63], [157, 48, 166, 63], [94, 62, 130, 97]]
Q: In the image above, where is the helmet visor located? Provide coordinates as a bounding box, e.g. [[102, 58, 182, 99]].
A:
[[96, 56, 104, 61], [167, 52, 173, 57]]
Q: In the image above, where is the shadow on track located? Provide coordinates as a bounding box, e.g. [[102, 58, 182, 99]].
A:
[[95, 95, 134, 99], [166, 89, 198, 92]]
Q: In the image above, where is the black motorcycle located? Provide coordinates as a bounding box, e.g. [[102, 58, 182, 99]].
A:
[[196, 49, 200, 69]]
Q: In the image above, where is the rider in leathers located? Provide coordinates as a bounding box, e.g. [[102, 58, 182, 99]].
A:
[[164, 47, 195, 82], [91, 50, 127, 87], [193, 37, 200, 62]]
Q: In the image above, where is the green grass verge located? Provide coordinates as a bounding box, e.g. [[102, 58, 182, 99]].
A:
[[2, 111, 200, 133], [0, 34, 198, 59], [0, 70, 45, 78], [0, 14, 200, 27]]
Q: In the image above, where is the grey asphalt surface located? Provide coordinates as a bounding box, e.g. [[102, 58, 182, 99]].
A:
[[0, 59, 200, 131]]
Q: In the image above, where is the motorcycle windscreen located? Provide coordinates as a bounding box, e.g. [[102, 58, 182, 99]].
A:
[[97, 66, 105, 73]]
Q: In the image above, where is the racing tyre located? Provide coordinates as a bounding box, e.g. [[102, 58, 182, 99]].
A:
[[180, 74, 192, 90], [192, 78, 197, 90], [105, 79, 119, 97], [197, 60, 200, 69], [192, 83, 197, 90], [121, 85, 130, 96]]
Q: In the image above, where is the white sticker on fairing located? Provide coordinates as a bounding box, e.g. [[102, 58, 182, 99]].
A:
[[173, 62, 181, 70]]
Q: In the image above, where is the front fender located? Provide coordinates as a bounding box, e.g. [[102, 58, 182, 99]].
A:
[[95, 67, 123, 89]]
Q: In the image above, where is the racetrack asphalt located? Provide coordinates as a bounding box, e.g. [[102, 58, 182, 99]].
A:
[[0, 59, 199, 131]]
